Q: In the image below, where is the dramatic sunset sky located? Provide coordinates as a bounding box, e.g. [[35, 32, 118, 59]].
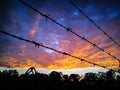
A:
[[0, 0, 120, 70]]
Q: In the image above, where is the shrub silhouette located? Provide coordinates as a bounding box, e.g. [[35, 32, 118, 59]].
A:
[[0, 68, 120, 90]]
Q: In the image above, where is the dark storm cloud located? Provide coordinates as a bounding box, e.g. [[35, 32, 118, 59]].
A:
[[0, 0, 15, 26], [0, 0, 38, 51], [0, 0, 20, 51], [70, 0, 120, 21]]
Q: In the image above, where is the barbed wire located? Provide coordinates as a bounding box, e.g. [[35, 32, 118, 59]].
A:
[[0, 30, 110, 70], [68, 0, 120, 47], [19, 0, 120, 67]]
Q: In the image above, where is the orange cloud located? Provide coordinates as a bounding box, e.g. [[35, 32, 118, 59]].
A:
[[18, 59, 43, 68], [0, 49, 119, 69], [1, 56, 43, 68], [1, 20, 120, 70]]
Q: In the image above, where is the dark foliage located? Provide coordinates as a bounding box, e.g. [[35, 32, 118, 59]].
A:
[[0, 68, 120, 90]]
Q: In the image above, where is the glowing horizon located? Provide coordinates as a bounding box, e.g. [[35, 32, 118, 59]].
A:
[[0, 0, 120, 70]]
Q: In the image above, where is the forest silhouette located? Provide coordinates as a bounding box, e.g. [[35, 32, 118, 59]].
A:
[[0, 67, 120, 90]]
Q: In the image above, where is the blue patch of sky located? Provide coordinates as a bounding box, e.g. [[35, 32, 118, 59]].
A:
[[19, 25, 30, 32], [108, 11, 119, 19], [36, 33, 52, 43], [36, 36, 42, 41], [9, 24, 30, 38], [84, 5, 97, 14], [7, 28, 16, 34], [83, 28, 101, 39], [13, 11, 30, 22], [45, 49, 54, 53], [11, 12, 33, 34], [57, 17, 65, 23], [92, 29, 101, 35], [107, 9, 119, 19], [91, 15, 103, 21], [51, 40, 59, 45], [48, 33, 62, 39], [79, 19, 90, 26], [72, 10, 79, 16]]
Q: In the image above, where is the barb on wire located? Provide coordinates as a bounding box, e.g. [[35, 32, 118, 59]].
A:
[[44, 15, 50, 21], [19, 0, 120, 67], [0, 30, 111, 70], [68, 0, 120, 47]]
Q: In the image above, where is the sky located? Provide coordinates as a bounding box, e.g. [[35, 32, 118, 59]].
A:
[[0, 0, 120, 70]]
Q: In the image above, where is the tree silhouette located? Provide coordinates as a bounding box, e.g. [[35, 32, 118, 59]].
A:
[[0, 68, 120, 90]]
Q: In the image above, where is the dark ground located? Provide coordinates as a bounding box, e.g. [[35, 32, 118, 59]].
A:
[[0, 68, 120, 90]]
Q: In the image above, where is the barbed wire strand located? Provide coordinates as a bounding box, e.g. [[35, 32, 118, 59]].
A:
[[0, 30, 110, 70], [19, 0, 120, 67], [68, 0, 120, 47]]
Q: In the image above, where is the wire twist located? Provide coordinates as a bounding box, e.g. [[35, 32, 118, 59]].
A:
[[0, 30, 111, 70]]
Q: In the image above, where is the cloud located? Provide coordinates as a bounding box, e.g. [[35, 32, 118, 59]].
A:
[[0, 0, 120, 69]]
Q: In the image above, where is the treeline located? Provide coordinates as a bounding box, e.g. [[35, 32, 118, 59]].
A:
[[0, 69, 120, 90]]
